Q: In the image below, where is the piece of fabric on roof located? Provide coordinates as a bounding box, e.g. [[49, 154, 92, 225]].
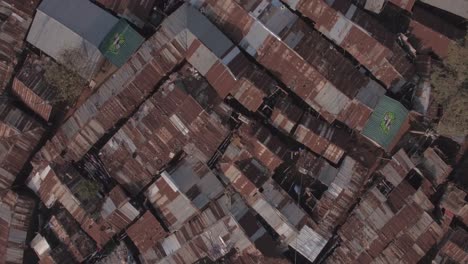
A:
[[361, 96, 409, 151], [99, 19, 144, 67], [38, 0, 118, 46]]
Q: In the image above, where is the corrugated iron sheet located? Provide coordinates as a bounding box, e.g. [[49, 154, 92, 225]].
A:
[[26, 164, 131, 247], [40, 3, 270, 167], [12, 78, 52, 121], [293, 112, 347, 164], [408, 19, 452, 59], [0, 191, 35, 264], [329, 150, 445, 263], [127, 211, 167, 256], [0, 103, 44, 189], [419, 147, 452, 186], [100, 70, 230, 195], [155, 216, 258, 264], [48, 210, 96, 262], [269, 98, 303, 134], [145, 171, 199, 231], [389, 0, 416, 11], [136, 200, 229, 263], [283, 0, 403, 88], [0, 1, 36, 92]]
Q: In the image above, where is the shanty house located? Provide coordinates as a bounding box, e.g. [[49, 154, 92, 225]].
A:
[[26, 0, 143, 79]]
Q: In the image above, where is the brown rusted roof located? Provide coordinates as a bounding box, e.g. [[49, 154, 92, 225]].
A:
[[389, 0, 416, 11], [283, 0, 403, 88], [26, 164, 133, 248], [49, 210, 96, 262], [100, 68, 230, 195], [418, 147, 452, 186], [127, 211, 167, 254], [12, 78, 52, 121], [408, 19, 452, 58], [437, 229, 468, 263], [37, 3, 269, 167], [12, 55, 56, 121], [329, 150, 445, 263], [0, 103, 44, 189], [0, 1, 37, 92], [0, 191, 35, 264], [269, 98, 304, 135]]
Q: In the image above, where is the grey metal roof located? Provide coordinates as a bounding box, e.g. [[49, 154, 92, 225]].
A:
[[38, 0, 118, 46], [166, 4, 233, 58]]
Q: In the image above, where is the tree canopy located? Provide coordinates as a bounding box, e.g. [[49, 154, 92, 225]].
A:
[[43, 49, 87, 104], [430, 33, 468, 137]]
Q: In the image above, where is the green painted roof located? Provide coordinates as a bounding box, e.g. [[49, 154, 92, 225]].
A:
[[99, 19, 144, 67], [361, 96, 409, 151]]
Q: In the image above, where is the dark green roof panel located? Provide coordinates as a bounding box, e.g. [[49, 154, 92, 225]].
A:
[[99, 19, 144, 67], [361, 96, 409, 151]]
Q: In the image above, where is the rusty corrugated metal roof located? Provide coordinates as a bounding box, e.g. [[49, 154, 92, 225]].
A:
[[49, 210, 96, 262], [283, 0, 404, 88], [0, 103, 44, 189], [329, 150, 445, 263], [100, 68, 230, 195], [127, 211, 167, 255], [389, 0, 416, 11], [26, 164, 132, 248], [12, 78, 52, 121], [0, 1, 37, 92], [0, 191, 35, 264], [408, 19, 452, 58], [418, 147, 452, 186]]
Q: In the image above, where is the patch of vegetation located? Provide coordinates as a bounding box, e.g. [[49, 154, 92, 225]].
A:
[[430, 33, 468, 136], [75, 179, 100, 202], [43, 49, 87, 103]]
